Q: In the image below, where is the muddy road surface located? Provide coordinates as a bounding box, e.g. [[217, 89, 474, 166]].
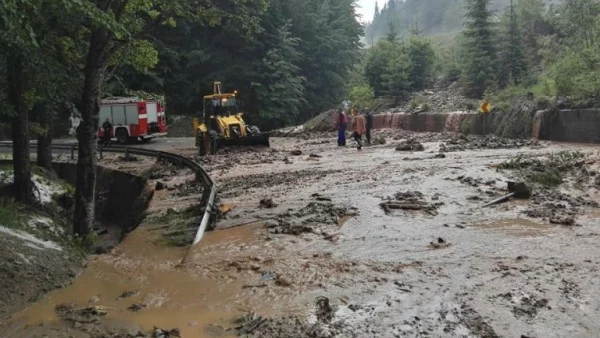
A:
[[2, 132, 600, 338]]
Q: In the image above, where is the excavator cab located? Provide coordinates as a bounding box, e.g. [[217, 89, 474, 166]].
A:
[[194, 82, 269, 156]]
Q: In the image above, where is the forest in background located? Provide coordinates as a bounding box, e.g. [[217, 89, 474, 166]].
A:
[[364, 0, 560, 43], [352, 0, 600, 113]]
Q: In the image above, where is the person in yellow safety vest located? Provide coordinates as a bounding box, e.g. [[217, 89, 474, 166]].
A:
[[480, 99, 491, 114], [351, 109, 367, 150]]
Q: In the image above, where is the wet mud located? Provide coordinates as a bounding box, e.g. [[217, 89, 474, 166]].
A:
[[3, 133, 600, 338]]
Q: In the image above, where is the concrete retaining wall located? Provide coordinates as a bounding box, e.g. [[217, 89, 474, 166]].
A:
[[532, 109, 600, 144], [53, 163, 153, 233], [372, 109, 600, 144], [371, 112, 489, 134]]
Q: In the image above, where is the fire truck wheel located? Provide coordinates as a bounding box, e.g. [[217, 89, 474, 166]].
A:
[[116, 128, 129, 145]]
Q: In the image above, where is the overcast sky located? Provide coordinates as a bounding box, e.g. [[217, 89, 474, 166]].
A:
[[357, 0, 378, 23]]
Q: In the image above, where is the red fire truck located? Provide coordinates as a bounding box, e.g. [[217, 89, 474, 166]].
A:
[[98, 97, 167, 144]]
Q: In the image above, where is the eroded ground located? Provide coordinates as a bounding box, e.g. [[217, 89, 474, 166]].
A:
[[2, 131, 600, 338]]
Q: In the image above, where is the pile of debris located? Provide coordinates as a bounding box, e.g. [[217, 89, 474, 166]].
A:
[[524, 189, 598, 226], [395, 82, 478, 113], [380, 191, 443, 216], [236, 297, 357, 338], [266, 198, 356, 238], [440, 134, 540, 153], [395, 139, 425, 152], [498, 151, 592, 188]]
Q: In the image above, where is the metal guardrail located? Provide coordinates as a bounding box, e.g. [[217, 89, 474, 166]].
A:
[[0, 141, 216, 245]]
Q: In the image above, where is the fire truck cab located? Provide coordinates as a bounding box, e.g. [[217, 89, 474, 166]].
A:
[[98, 97, 167, 144]]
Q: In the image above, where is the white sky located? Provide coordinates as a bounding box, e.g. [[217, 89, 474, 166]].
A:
[[356, 0, 378, 23]]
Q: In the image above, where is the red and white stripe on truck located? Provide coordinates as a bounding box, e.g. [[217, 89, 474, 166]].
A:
[[98, 98, 167, 144]]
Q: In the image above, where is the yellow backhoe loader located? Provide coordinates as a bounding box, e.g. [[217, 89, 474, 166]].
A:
[[193, 82, 270, 156]]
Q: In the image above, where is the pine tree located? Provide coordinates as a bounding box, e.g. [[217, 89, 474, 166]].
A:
[[498, 0, 527, 87], [257, 21, 306, 125], [406, 36, 436, 90], [461, 0, 498, 98], [387, 21, 398, 42]]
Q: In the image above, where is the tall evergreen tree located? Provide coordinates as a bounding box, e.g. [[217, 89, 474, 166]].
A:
[[461, 0, 498, 98], [387, 21, 399, 42], [256, 21, 306, 126], [498, 0, 527, 87], [406, 36, 436, 90]]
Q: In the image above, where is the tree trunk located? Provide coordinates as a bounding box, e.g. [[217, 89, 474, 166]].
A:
[[37, 109, 54, 171], [73, 28, 111, 239], [7, 54, 33, 205]]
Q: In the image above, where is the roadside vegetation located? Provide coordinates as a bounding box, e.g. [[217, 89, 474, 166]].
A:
[[498, 151, 586, 187]]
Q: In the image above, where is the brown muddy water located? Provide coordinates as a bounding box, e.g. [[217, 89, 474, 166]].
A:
[[4, 135, 600, 337]]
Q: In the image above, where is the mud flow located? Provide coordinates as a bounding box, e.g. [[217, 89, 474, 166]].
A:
[[3, 133, 600, 338]]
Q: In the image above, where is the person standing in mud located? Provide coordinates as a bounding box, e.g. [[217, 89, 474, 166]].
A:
[[336, 108, 348, 146], [365, 110, 373, 145], [102, 118, 112, 146], [351, 109, 366, 150]]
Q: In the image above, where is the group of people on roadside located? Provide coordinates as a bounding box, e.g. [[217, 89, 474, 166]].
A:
[[335, 108, 373, 150]]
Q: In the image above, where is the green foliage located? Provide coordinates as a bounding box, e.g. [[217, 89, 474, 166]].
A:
[[498, 0, 528, 87], [365, 40, 398, 96], [364, 34, 436, 104], [349, 85, 375, 110], [0, 198, 25, 230], [498, 151, 585, 187], [460, 0, 498, 98], [405, 36, 436, 90], [256, 22, 306, 124], [383, 47, 412, 102]]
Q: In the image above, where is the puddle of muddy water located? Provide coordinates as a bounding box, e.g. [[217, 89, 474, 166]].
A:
[[472, 218, 558, 237], [6, 223, 285, 338]]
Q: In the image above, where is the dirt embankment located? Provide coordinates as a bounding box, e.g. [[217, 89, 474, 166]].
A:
[[0, 161, 158, 324], [0, 170, 85, 321]]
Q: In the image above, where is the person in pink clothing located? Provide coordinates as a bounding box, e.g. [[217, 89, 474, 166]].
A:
[[350, 109, 366, 150], [336, 108, 348, 146]]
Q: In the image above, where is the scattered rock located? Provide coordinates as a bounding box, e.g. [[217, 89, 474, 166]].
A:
[[309, 153, 322, 158], [380, 191, 442, 216], [259, 198, 277, 209], [118, 290, 138, 299], [290, 150, 303, 156], [127, 303, 147, 312], [56, 304, 109, 323], [429, 237, 451, 249], [267, 202, 354, 237], [396, 139, 425, 152], [275, 275, 292, 287], [153, 327, 181, 338], [550, 216, 576, 226], [155, 181, 166, 190]]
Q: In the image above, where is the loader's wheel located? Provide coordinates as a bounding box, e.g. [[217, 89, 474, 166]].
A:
[[198, 131, 219, 156], [208, 130, 219, 155]]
